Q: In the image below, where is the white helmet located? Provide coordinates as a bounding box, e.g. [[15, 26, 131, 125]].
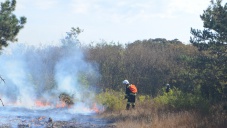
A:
[[122, 80, 129, 85]]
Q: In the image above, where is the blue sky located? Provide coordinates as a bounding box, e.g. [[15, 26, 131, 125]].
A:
[[2, 0, 227, 45]]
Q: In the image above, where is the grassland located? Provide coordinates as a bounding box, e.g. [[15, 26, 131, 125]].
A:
[[98, 100, 227, 128]]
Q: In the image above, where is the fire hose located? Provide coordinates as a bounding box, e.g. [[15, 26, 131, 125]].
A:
[[0, 98, 4, 106]]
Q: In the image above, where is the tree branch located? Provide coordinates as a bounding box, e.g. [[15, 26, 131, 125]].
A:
[[0, 76, 5, 83]]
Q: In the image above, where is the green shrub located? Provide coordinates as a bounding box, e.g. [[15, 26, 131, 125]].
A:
[[153, 87, 209, 112], [96, 89, 125, 111], [138, 95, 146, 103], [138, 95, 151, 103]]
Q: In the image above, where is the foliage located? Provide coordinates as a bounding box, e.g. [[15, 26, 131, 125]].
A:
[[153, 87, 209, 112], [86, 42, 125, 90], [138, 95, 146, 103], [190, 0, 227, 50], [0, 0, 26, 49], [138, 95, 150, 103], [190, 0, 227, 102], [96, 89, 125, 111], [61, 27, 83, 47], [85, 39, 197, 96]]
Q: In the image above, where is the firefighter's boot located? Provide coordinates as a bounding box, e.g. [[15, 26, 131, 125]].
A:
[[126, 104, 130, 110], [132, 104, 135, 109]]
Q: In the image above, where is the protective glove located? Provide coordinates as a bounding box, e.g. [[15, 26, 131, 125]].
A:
[[124, 95, 129, 99]]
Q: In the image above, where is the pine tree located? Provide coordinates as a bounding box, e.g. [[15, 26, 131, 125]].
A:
[[0, 0, 26, 49], [190, 0, 227, 102]]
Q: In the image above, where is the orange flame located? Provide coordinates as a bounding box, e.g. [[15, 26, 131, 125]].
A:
[[38, 116, 46, 121], [35, 100, 67, 108], [91, 103, 104, 113], [18, 99, 104, 113], [56, 101, 67, 108], [35, 100, 51, 107]]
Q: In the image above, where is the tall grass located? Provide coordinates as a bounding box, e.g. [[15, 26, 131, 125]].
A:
[[98, 101, 227, 128], [96, 89, 227, 128]]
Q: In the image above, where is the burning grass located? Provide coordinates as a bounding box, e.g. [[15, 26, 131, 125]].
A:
[[0, 92, 108, 127]]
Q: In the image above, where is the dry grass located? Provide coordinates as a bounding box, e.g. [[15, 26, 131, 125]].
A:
[[98, 101, 227, 128]]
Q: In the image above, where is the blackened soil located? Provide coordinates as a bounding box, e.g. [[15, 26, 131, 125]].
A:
[[0, 115, 116, 128], [0, 107, 116, 128]]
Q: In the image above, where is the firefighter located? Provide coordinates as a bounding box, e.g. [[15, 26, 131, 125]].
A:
[[166, 83, 170, 93], [122, 80, 137, 110]]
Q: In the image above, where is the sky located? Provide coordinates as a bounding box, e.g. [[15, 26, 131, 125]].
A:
[[2, 0, 227, 45]]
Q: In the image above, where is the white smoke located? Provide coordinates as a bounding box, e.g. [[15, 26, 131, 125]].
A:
[[0, 42, 99, 110]]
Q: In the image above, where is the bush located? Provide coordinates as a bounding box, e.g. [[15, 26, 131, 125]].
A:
[[138, 95, 150, 103], [59, 93, 74, 106], [96, 89, 125, 111], [138, 95, 146, 103], [153, 87, 209, 112]]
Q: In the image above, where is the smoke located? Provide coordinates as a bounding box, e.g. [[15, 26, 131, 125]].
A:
[[0, 42, 100, 111]]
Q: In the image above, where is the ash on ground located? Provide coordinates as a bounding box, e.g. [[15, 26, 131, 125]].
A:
[[0, 107, 115, 128]]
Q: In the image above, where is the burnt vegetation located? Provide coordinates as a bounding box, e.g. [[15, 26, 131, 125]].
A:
[[0, 0, 227, 127], [59, 93, 74, 106]]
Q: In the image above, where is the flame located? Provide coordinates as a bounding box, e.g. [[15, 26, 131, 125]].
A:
[[5, 98, 104, 114], [91, 103, 104, 113], [35, 100, 51, 107], [56, 101, 67, 108], [92, 103, 99, 112], [38, 116, 46, 121], [34, 100, 67, 108]]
